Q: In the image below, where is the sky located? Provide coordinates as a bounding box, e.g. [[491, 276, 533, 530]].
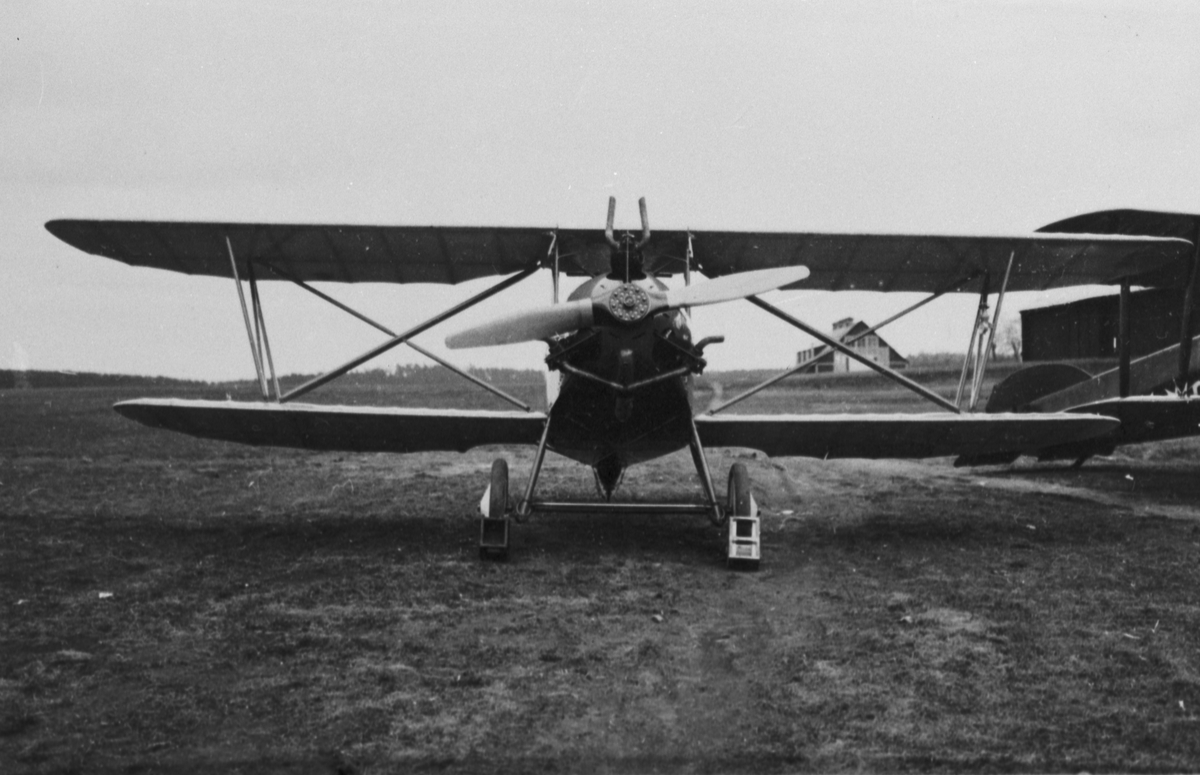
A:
[[3, 1, 1199, 381]]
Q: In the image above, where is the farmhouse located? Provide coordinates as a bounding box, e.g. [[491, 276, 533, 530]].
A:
[[795, 318, 909, 373]]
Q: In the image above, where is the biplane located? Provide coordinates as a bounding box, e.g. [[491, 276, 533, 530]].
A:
[[44, 201, 1199, 567]]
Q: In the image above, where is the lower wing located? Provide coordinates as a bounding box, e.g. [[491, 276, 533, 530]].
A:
[[694, 412, 1120, 459], [958, 396, 1200, 464], [115, 399, 547, 453]]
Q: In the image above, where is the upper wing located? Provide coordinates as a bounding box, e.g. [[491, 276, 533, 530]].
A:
[[115, 399, 547, 453], [45, 220, 558, 285], [1037, 209, 1200, 288], [46, 219, 1191, 291], [683, 231, 1193, 292], [694, 412, 1119, 459]]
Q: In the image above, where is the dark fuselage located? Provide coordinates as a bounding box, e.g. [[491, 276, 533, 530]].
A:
[[544, 275, 699, 487]]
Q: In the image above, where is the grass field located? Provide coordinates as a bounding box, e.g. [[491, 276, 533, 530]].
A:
[[3, 371, 1200, 773]]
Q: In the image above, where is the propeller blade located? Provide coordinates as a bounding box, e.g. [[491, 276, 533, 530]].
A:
[[447, 265, 809, 348], [664, 265, 810, 308], [445, 298, 594, 349]]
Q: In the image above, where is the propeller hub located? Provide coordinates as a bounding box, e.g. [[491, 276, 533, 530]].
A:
[[606, 284, 652, 323]]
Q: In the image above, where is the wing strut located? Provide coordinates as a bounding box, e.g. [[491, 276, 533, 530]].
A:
[[1119, 280, 1132, 397], [227, 237, 271, 401], [972, 249, 1014, 409], [1177, 224, 1200, 388], [247, 259, 281, 401], [954, 273, 990, 408], [954, 249, 1014, 411], [280, 264, 542, 403], [258, 259, 532, 411], [743, 295, 962, 413], [707, 271, 979, 414]]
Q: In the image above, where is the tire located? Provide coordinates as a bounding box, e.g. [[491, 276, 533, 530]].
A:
[[726, 462, 758, 571], [489, 458, 509, 519], [479, 458, 510, 561], [727, 463, 751, 517]]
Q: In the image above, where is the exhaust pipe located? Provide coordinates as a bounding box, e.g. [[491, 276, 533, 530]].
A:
[[605, 196, 619, 247], [637, 197, 651, 247], [604, 196, 652, 248]]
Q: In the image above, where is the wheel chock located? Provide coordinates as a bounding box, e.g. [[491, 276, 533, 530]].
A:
[[727, 515, 760, 570], [479, 517, 510, 560]]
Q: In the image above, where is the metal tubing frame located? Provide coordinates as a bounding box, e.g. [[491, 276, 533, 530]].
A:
[[686, 413, 724, 525], [516, 417, 554, 521], [953, 322, 979, 408], [550, 232, 560, 304], [259, 259, 532, 410], [955, 274, 990, 409], [226, 237, 269, 400], [708, 273, 977, 415], [527, 501, 712, 515], [545, 330, 599, 369], [261, 259, 398, 335], [746, 295, 961, 413], [558, 362, 693, 394], [969, 250, 1015, 411], [279, 264, 540, 403], [406, 341, 532, 411], [969, 328, 989, 407]]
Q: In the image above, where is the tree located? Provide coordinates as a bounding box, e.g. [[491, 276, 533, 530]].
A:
[[995, 317, 1022, 361]]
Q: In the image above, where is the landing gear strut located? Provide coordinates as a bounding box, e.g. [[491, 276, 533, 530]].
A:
[[475, 415, 761, 569]]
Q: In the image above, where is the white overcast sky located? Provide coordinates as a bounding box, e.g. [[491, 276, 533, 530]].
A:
[[3, 1, 1199, 380]]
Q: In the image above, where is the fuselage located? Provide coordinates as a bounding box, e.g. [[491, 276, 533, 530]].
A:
[[544, 274, 699, 492]]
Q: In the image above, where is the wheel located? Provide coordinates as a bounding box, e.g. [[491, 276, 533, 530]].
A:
[[727, 462, 752, 516], [726, 463, 759, 571], [489, 458, 509, 518], [479, 458, 510, 561]]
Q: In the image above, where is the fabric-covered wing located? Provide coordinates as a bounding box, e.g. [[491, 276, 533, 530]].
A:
[[46, 220, 560, 285], [46, 219, 1191, 291], [681, 231, 1193, 292], [115, 399, 547, 453], [694, 412, 1119, 459], [984, 396, 1200, 463], [1036, 209, 1200, 289]]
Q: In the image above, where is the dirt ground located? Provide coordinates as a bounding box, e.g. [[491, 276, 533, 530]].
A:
[[3, 381, 1200, 773]]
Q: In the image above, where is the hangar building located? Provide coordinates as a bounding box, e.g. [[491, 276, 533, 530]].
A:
[[1020, 288, 1197, 361]]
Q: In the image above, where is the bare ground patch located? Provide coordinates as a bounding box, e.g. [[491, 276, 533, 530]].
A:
[[2, 386, 1200, 772]]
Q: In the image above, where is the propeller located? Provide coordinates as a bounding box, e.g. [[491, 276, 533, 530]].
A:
[[445, 265, 810, 349], [447, 298, 595, 349], [664, 266, 810, 307]]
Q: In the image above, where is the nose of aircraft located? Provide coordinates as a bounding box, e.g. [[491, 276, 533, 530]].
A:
[[445, 265, 809, 349]]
